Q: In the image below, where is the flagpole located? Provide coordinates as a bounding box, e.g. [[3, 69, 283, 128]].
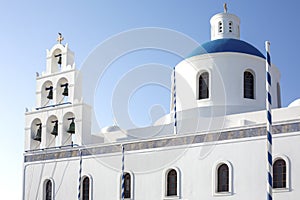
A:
[[265, 41, 273, 200], [173, 67, 178, 135], [121, 144, 125, 200], [77, 150, 83, 200]]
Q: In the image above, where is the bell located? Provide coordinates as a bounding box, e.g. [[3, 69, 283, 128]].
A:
[[57, 56, 62, 65], [51, 121, 58, 136], [33, 123, 42, 142], [67, 118, 75, 134], [55, 54, 62, 65], [46, 86, 53, 100], [47, 89, 53, 99], [61, 83, 68, 96]]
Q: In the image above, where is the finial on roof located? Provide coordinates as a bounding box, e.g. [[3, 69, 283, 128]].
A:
[[57, 32, 64, 44], [224, 3, 228, 13]]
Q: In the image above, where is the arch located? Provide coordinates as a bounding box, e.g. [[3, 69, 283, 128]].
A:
[[198, 71, 209, 100], [44, 179, 54, 200], [82, 176, 90, 200], [51, 48, 63, 72], [124, 173, 131, 198], [273, 157, 289, 189], [164, 167, 180, 197], [217, 164, 229, 192], [41, 81, 54, 106], [213, 161, 233, 195], [244, 70, 255, 99], [46, 115, 58, 147], [120, 171, 134, 199], [62, 112, 75, 145], [56, 77, 69, 104], [167, 169, 177, 196], [31, 118, 42, 147], [80, 175, 93, 200]]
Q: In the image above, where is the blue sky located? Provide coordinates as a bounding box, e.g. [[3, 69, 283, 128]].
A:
[[0, 1, 300, 199]]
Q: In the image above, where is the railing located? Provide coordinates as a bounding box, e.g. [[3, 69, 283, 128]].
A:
[[25, 143, 79, 153], [35, 102, 72, 110]]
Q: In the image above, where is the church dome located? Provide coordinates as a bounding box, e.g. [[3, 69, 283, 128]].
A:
[[101, 125, 121, 133], [288, 99, 300, 107], [187, 38, 265, 59]]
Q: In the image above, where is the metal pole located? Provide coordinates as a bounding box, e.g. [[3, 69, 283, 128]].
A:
[[173, 67, 177, 135], [77, 150, 83, 200], [265, 41, 273, 200], [121, 145, 125, 200]]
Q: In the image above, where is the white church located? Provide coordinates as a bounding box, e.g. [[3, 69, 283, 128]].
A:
[[23, 6, 300, 200]]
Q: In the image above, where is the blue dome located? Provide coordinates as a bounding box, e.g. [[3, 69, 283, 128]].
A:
[[187, 38, 265, 59]]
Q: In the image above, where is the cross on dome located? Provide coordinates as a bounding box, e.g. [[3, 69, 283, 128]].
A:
[[57, 32, 64, 44], [224, 3, 228, 13]]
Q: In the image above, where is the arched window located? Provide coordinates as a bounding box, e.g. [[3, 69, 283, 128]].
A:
[[273, 159, 286, 188], [45, 179, 52, 200], [244, 71, 254, 99], [199, 72, 209, 99], [167, 169, 177, 196], [217, 164, 229, 192], [124, 173, 131, 198], [82, 177, 90, 200]]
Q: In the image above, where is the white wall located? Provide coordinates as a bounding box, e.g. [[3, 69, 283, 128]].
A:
[[175, 53, 280, 116], [23, 128, 300, 200]]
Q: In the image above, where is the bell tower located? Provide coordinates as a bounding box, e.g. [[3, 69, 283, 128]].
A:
[[210, 3, 240, 40], [24, 34, 102, 151]]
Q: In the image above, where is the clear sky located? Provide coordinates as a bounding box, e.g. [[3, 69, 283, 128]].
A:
[[0, 1, 300, 199]]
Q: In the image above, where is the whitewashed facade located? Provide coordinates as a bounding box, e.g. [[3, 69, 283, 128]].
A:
[[23, 9, 300, 200]]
